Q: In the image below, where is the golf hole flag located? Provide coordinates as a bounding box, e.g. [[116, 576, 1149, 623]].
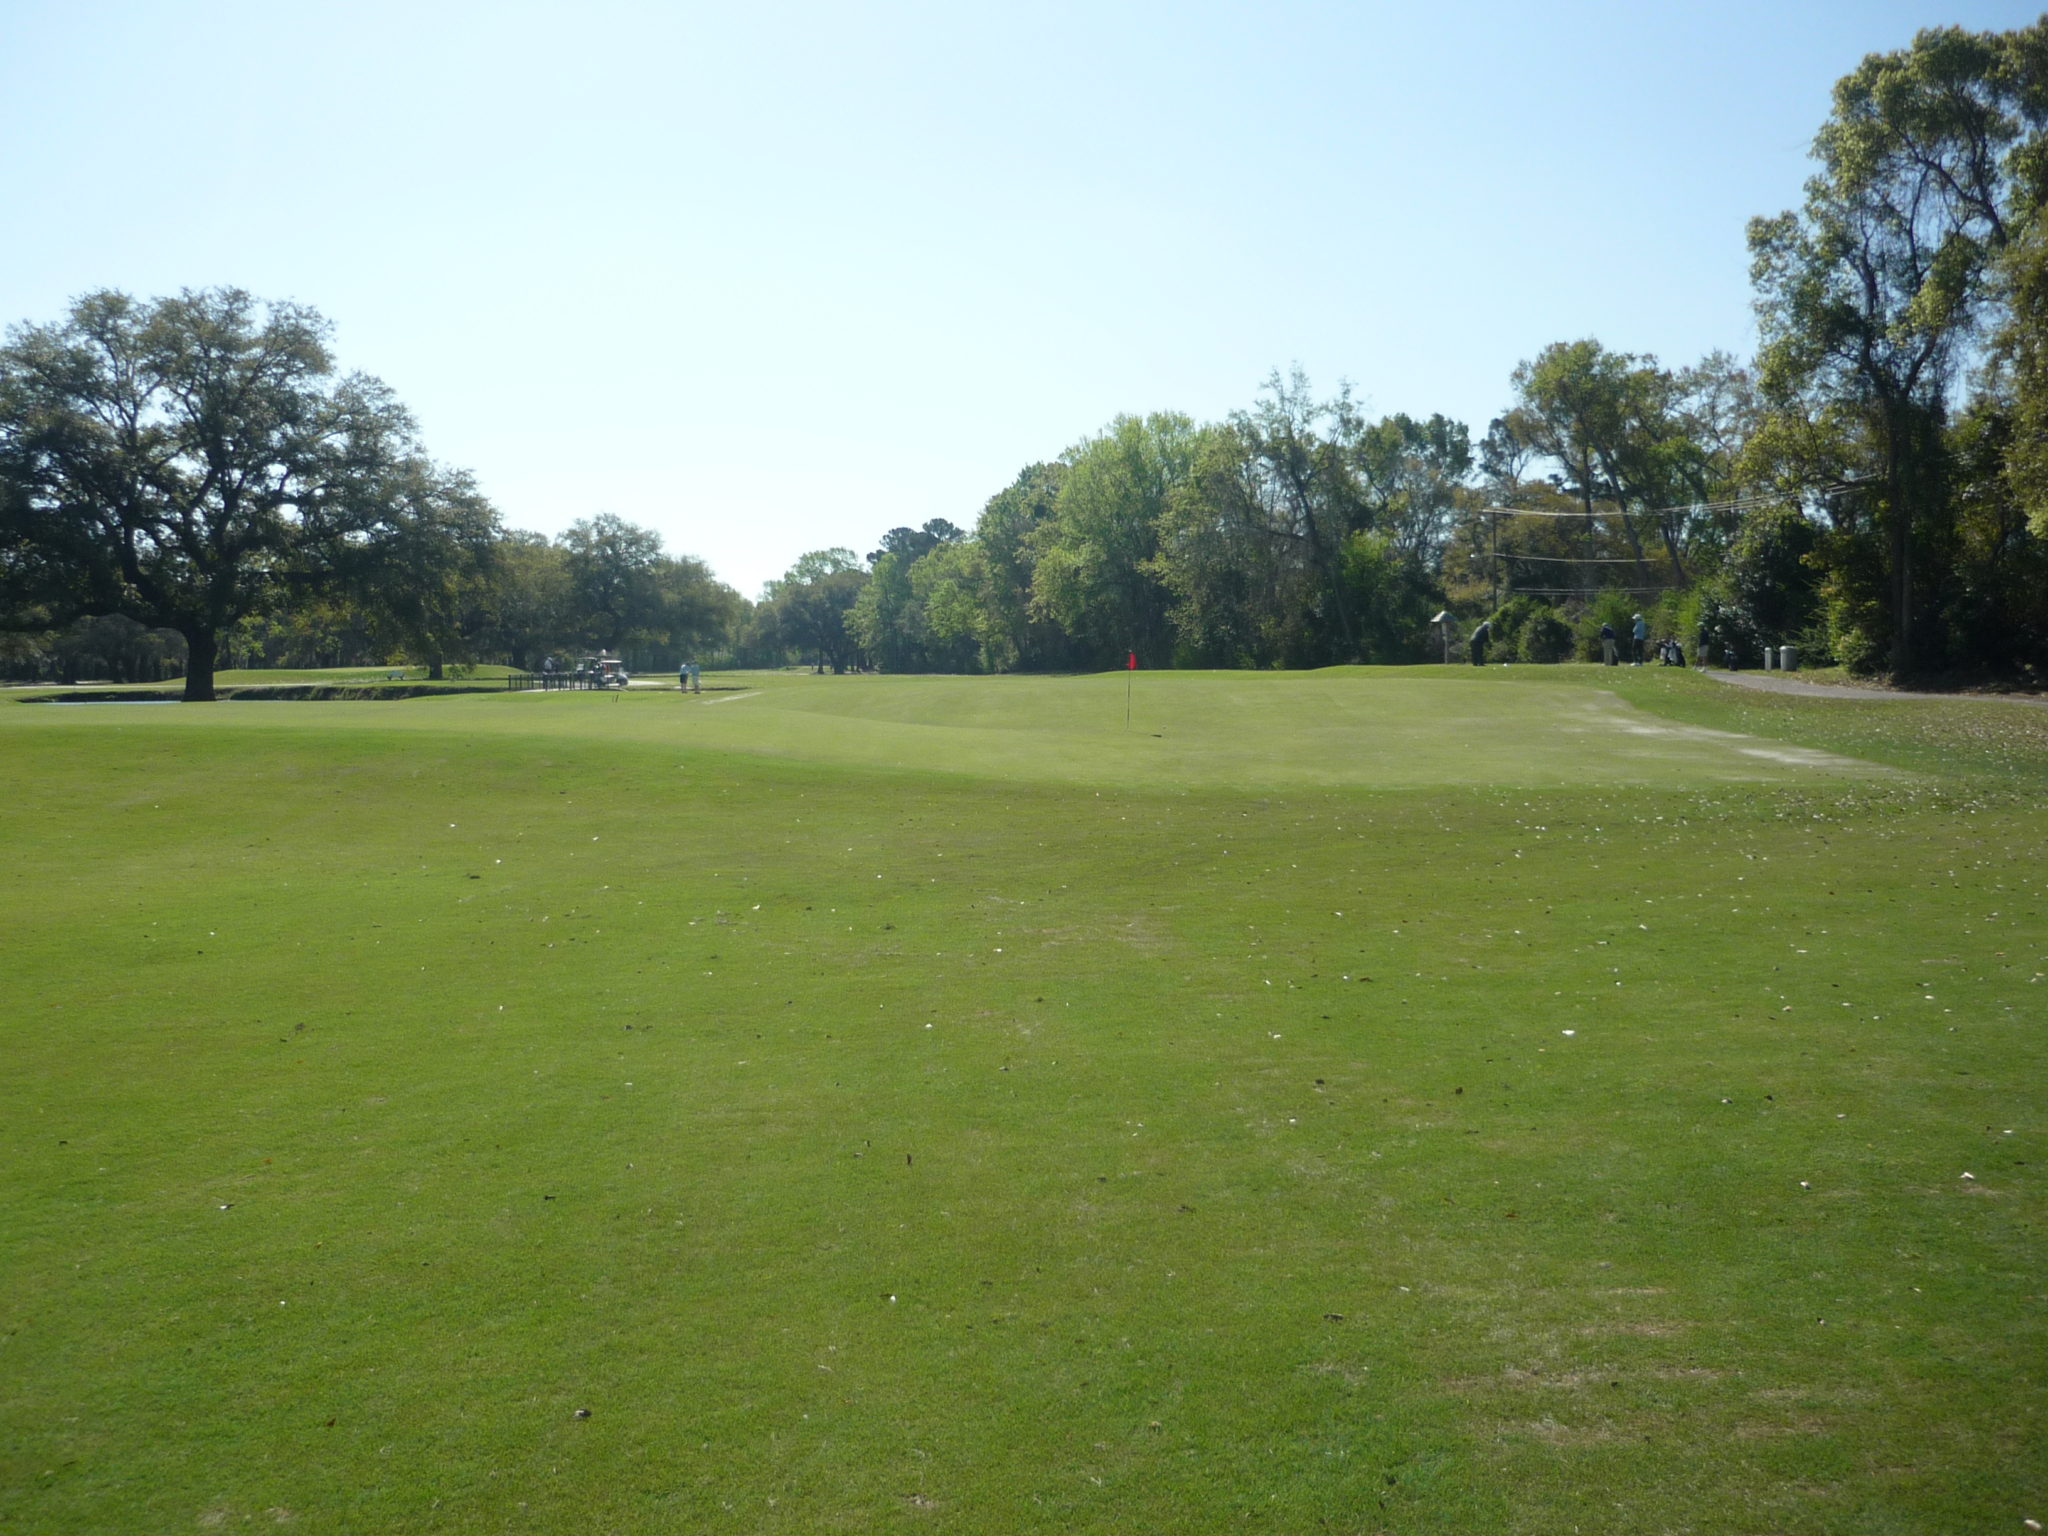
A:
[[1127, 650, 1137, 670]]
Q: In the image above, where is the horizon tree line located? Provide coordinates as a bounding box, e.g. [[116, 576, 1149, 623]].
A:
[[6, 22, 2045, 690]]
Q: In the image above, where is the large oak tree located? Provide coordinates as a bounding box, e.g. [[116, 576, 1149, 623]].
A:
[[0, 288, 472, 699]]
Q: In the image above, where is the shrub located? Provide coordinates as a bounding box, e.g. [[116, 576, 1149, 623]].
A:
[[1489, 596, 1574, 663]]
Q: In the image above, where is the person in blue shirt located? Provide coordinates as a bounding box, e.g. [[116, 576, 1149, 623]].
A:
[[1631, 613, 1648, 665]]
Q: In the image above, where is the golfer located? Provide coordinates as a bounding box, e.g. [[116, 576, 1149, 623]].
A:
[[1469, 619, 1493, 667]]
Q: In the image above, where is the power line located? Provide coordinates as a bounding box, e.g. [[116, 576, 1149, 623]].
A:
[[1481, 482, 1861, 523], [1474, 552, 1655, 564], [1508, 586, 1678, 596], [1464, 483, 1872, 608]]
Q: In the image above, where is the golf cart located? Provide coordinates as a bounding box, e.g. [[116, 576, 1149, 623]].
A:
[[580, 653, 630, 689]]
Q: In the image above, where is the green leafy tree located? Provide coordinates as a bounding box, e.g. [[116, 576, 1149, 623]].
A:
[[1337, 530, 1435, 663], [905, 541, 994, 672], [846, 550, 919, 671], [1151, 419, 1306, 666], [477, 530, 574, 671], [967, 463, 1072, 671], [1937, 396, 2048, 675], [1748, 20, 2048, 672], [865, 519, 965, 567], [1353, 412, 1474, 571], [648, 554, 741, 670], [560, 513, 666, 654], [45, 613, 186, 683], [762, 549, 867, 673], [0, 288, 430, 700], [1152, 375, 1456, 666], [351, 463, 502, 679], [1225, 371, 1373, 662], [728, 596, 791, 669], [1993, 190, 2048, 538], [1722, 503, 1823, 652], [1501, 340, 1717, 581], [849, 520, 966, 671], [1031, 414, 1196, 667]]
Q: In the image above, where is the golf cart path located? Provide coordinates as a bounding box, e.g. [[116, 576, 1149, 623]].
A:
[[1705, 669, 2048, 708]]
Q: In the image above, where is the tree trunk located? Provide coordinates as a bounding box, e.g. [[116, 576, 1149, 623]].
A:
[[1884, 406, 1915, 676], [1656, 513, 1689, 582], [1615, 510, 1650, 580], [1890, 498, 1913, 674], [428, 655, 445, 681], [182, 627, 219, 702]]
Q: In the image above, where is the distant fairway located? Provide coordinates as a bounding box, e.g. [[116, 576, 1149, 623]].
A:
[[11, 666, 1884, 789], [2, 666, 2041, 1534], [654, 668, 1882, 787]]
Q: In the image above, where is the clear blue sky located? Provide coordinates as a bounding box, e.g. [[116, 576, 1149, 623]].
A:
[[2, 0, 2037, 596]]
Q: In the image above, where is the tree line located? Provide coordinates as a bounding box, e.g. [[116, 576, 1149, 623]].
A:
[[6, 22, 2045, 692], [794, 21, 2048, 682]]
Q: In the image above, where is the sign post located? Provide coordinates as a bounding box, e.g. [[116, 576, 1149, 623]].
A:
[[1431, 611, 1453, 665]]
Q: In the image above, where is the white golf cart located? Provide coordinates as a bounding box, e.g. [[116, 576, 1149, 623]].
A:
[[579, 653, 631, 689]]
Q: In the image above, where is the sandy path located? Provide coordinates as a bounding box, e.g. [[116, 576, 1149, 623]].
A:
[[1704, 669, 2048, 708]]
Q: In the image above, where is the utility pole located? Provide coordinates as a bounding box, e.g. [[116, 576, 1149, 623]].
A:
[[1489, 509, 1500, 611]]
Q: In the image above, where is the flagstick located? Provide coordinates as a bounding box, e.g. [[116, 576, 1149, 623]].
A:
[[1126, 670, 1131, 728]]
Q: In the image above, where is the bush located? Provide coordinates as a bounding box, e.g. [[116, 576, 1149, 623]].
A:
[[1489, 596, 1573, 663]]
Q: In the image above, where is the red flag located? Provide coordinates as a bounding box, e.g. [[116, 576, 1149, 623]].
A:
[[1126, 650, 1137, 670]]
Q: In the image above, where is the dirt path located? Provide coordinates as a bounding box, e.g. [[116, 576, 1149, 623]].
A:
[[1704, 669, 2048, 708]]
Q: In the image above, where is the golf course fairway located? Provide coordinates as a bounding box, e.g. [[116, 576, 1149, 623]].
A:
[[2, 665, 2041, 1533]]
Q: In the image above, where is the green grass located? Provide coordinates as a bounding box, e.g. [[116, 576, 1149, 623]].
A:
[[660, 666, 1887, 787], [2, 667, 2041, 1533], [3, 665, 525, 692]]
